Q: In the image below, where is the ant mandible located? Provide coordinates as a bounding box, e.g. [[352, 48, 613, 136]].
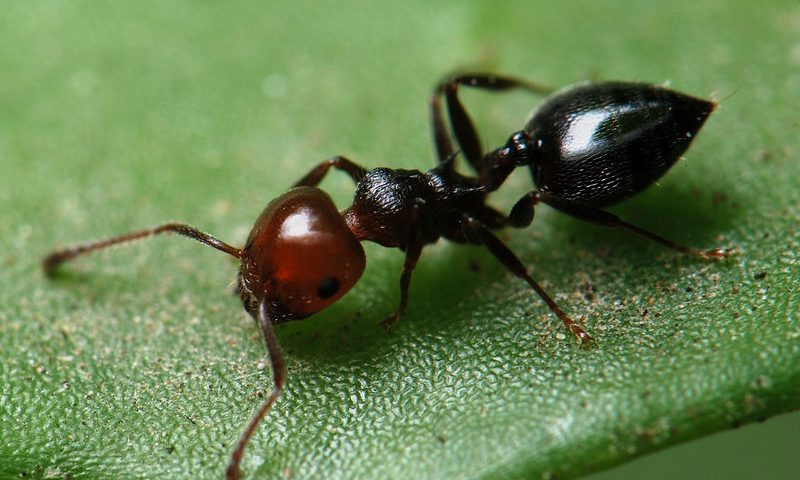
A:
[[42, 72, 731, 479]]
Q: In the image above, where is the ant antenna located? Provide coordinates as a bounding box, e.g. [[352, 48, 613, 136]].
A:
[[42, 223, 241, 276], [226, 298, 286, 480]]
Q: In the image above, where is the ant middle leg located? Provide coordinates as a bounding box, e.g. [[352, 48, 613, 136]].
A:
[[430, 73, 551, 169], [511, 191, 732, 259], [460, 214, 591, 345], [292, 155, 367, 187]]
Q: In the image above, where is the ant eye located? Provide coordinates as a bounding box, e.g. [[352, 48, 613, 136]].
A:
[[317, 276, 340, 299]]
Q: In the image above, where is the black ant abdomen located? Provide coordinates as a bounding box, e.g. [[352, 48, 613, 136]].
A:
[[43, 73, 732, 479], [522, 82, 716, 206]]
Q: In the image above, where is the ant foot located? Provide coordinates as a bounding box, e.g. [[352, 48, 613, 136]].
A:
[[42, 252, 67, 277], [560, 314, 592, 348], [571, 325, 593, 348], [381, 313, 401, 330], [225, 465, 241, 480], [702, 247, 735, 259]]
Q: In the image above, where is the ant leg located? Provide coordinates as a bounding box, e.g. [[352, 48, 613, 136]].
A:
[[461, 215, 591, 345], [517, 191, 732, 259], [508, 191, 537, 228], [42, 223, 241, 276], [226, 298, 286, 480], [381, 199, 432, 330], [430, 73, 551, 168], [292, 155, 367, 187], [381, 232, 424, 330]]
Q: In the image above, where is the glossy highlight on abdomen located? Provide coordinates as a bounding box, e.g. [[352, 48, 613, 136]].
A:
[[526, 82, 715, 206]]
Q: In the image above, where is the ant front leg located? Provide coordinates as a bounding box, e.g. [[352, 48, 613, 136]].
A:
[[381, 235, 424, 330], [430, 73, 551, 169], [461, 215, 591, 345], [513, 191, 732, 259], [292, 155, 367, 187], [381, 199, 434, 330]]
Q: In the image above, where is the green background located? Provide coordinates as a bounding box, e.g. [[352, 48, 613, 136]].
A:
[[1, 1, 798, 479]]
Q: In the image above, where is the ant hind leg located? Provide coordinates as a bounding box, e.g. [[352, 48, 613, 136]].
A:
[[516, 190, 733, 259]]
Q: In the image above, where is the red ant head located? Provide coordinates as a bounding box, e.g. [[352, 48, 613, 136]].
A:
[[239, 186, 366, 320]]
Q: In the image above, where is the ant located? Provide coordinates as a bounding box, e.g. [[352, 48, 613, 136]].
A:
[[42, 72, 731, 479]]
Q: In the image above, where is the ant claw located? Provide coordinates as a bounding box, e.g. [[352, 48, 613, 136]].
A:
[[704, 247, 735, 259], [572, 326, 593, 348], [381, 313, 400, 330]]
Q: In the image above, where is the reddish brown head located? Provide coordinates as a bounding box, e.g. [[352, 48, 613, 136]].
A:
[[238, 186, 366, 321]]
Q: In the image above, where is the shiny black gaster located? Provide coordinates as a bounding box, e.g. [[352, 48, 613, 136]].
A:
[[524, 83, 715, 206]]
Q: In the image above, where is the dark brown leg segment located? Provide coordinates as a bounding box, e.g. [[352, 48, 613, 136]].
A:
[[461, 215, 591, 345], [513, 191, 732, 259], [292, 155, 367, 187], [381, 229, 425, 330], [431, 73, 552, 168], [380, 199, 434, 330]]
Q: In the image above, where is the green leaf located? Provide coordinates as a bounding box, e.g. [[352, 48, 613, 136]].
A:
[[1, 1, 798, 480]]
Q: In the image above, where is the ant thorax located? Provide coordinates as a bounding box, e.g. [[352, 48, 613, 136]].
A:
[[343, 165, 493, 249]]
